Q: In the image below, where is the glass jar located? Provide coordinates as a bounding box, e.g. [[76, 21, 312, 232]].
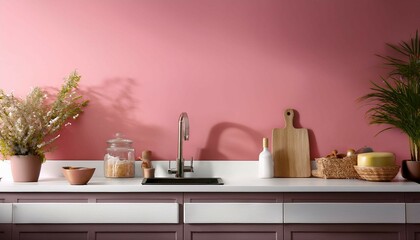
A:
[[104, 133, 135, 178]]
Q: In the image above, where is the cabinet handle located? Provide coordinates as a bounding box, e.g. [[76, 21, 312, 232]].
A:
[[184, 203, 283, 224], [284, 203, 405, 224], [0, 203, 12, 223], [13, 203, 179, 224]]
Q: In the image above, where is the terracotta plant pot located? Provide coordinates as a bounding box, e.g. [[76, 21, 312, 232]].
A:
[[10, 155, 42, 182], [401, 160, 420, 182]]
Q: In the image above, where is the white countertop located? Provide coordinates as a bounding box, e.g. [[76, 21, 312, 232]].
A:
[[2, 176, 420, 193], [1, 160, 419, 192]]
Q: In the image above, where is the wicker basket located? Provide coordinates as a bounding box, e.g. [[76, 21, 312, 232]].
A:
[[312, 155, 360, 179], [354, 165, 400, 182]]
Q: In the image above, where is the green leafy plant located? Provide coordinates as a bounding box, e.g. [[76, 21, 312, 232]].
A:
[[361, 31, 420, 161], [0, 71, 89, 161]]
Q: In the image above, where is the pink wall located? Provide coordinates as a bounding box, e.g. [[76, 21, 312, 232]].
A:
[[0, 0, 419, 161]]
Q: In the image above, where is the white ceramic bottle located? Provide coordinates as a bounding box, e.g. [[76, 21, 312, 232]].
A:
[[258, 137, 274, 178]]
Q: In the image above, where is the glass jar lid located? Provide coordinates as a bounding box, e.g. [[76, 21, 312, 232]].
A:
[[107, 133, 133, 148]]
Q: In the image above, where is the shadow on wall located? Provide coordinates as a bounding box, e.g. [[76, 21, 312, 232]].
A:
[[47, 78, 320, 160], [197, 117, 320, 160], [292, 110, 320, 159], [197, 122, 262, 160], [47, 77, 162, 160], [308, 129, 319, 159]]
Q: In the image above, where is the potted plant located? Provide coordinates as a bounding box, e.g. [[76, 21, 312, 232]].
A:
[[0, 71, 88, 182], [360, 31, 420, 181]]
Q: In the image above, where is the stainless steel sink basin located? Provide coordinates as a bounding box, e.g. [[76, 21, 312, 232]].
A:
[[141, 177, 224, 185]]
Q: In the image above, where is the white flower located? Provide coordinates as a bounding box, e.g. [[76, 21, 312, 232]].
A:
[[49, 117, 59, 125]]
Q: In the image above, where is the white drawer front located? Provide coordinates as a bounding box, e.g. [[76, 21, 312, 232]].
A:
[[184, 203, 283, 223], [0, 203, 12, 223], [13, 203, 179, 224], [406, 203, 420, 223], [284, 203, 405, 224]]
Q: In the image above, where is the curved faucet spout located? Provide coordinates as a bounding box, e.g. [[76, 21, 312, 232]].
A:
[[171, 112, 192, 178], [179, 112, 189, 141], [178, 112, 189, 163]]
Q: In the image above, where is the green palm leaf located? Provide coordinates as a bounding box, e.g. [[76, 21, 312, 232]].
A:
[[361, 31, 420, 161]]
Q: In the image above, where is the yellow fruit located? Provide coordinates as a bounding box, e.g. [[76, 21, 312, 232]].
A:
[[357, 152, 395, 167]]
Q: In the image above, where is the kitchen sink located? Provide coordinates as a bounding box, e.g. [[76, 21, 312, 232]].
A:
[[141, 177, 224, 185]]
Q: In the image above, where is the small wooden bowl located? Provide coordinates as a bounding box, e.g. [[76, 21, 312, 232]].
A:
[[62, 166, 95, 185], [354, 165, 400, 182]]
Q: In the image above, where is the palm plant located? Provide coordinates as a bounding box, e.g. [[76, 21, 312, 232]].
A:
[[361, 31, 420, 161]]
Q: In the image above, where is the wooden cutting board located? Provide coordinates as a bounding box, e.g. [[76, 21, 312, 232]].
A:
[[272, 109, 311, 177]]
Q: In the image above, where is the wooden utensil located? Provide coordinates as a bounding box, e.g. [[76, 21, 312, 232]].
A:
[[140, 150, 155, 178], [272, 109, 311, 177], [141, 150, 152, 169]]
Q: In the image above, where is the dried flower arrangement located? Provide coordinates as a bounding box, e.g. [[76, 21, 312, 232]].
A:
[[0, 71, 88, 162]]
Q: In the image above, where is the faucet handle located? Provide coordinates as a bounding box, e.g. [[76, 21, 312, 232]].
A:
[[191, 157, 194, 171], [168, 160, 175, 174], [184, 157, 194, 173]]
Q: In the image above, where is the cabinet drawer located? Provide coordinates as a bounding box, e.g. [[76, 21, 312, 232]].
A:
[[0, 203, 12, 223], [184, 203, 283, 224], [284, 203, 405, 223], [406, 203, 420, 223], [13, 203, 179, 224]]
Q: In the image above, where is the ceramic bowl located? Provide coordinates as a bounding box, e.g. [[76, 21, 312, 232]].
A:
[[354, 165, 400, 182], [62, 166, 95, 185]]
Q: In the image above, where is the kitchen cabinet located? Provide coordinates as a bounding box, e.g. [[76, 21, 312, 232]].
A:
[[183, 192, 407, 240], [184, 224, 282, 240], [0, 202, 12, 240], [0, 224, 12, 240], [405, 193, 420, 240], [284, 224, 405, 240], [2, 190, 420, 240], [4, 193, 183, 240], [283, 193, 406, 240], [12, 224, 181, 240], [406, 225, 420, 240], [183, 193, 283, 240]]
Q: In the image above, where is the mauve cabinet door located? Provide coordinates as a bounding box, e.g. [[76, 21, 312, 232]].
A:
[[16, 232, 87, 240], [13, 225, 88, 240], [96, 232, 178, 240], [407, 224, 420, 240], [13, 224, 182, 240], [184, 193, 283, 240], [284, 224, 405, 240], [0, 224, 11, 240], [94, 225, 182, 240], [185, 224, 283, 240]]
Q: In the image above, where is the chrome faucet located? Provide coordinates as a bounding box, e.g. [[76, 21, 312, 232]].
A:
[[168, 112, 193, 178]]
